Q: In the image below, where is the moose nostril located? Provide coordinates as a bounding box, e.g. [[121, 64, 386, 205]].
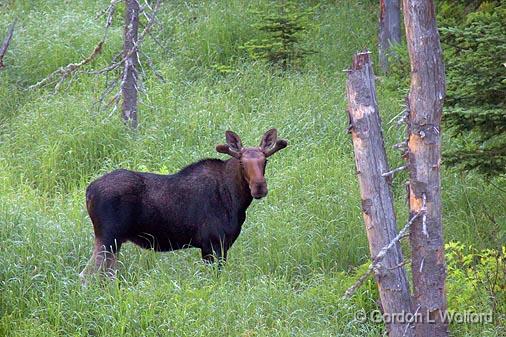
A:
[[256, 183, 267, 191], [258, 185, 268, 194], [250, 182, 268, 198]]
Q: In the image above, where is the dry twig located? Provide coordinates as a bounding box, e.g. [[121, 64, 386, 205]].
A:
[[91, 0, 161, 76], [421, 192, 428, 237], [28, 0, 118, 90], [343, 211, 423, 298], [382, 165, 407, 177]]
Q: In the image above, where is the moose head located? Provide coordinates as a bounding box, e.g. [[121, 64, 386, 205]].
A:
[[216, 129, 287, 199]]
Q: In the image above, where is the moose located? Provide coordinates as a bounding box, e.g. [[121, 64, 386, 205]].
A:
[[80, 129, 287, 282]]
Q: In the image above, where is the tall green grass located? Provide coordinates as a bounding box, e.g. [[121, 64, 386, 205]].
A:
[[0, 1, 504, 336]]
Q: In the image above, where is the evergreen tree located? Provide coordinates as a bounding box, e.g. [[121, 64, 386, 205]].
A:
[[241, 1, 317, 70], [439, 1, 506, 176]]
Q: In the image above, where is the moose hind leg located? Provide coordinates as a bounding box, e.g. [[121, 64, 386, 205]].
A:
[[80, 238, 122, 285]]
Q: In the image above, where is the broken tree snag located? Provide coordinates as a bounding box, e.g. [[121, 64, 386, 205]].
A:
[[0, 20, 16, 70], [379, 0, 401, 73], [122, 0, 140, 129], [402, 0, 448, 336], [346, 51, 413, 337]]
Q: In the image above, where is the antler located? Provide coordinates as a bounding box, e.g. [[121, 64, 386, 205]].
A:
[[216, 144, 241, 159], [264, 139, 288, 157]]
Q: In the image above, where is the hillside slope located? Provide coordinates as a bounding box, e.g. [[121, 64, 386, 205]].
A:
[[0, 1, 503, 336]]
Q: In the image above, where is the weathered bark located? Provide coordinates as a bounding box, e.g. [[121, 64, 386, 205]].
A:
[[379, 0, 401, 73], [346, 51, 413, 337], [402, 0, 448, 336], [0, 20, 16, 70], [122, 0, 139, 128]]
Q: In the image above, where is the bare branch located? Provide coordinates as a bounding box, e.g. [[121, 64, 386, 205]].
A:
[[0, 19, 16, 70], [376, 211, 421, 261], [94, 0, 121, 21], [402, 305, 421, 337], [393, 140, 408, 150], [421, 192, 428, 238], [28, 0, 119, 90], [145, 28, 171, 56], [387, 258, 411, 270], [29, 41, 106, 90], [397, 108, 409, 125], [143, 0, 153, 12], [111, 61, 129, 113], [343, 265, 376, 299], [102, 0, 119, 39], [97, 76, 121, 108], [140, 49, 165, 82], [90, 0, 161, 76], [88, 58, 123, 75], [343, 211, 422, 298], [382, 165, 407, 177]]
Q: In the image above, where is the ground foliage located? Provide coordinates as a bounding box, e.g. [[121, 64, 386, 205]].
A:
[[0, 1, 504, 336]]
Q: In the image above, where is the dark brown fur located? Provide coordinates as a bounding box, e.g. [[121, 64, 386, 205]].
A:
[[80, 129, 287, 283]]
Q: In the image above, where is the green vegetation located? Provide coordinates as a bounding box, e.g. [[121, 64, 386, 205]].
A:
[[440, 1, 506, 176], [445, 241, 505, 334], [240, 1, 317, 69], [0, 1, 504, 336], [388, 0, 506, 176]]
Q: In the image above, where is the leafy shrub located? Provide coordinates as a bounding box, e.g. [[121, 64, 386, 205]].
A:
[[445, 241, 505, 330], [345, 241, 505, 333]]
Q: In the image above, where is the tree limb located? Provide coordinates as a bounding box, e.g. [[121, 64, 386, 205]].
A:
[[343, 211, 422, 299], [90, 0, 161, 76], [382, 165, 407, 177], [28, 0, 118, 89], [0, 19, 16, 70]]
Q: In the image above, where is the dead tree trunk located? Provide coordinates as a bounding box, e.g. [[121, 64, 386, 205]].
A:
[[402, 0, 448, 336], [346, 51, 413, 337], [379, 0, 401, 73], [122, 0, 139, 128]]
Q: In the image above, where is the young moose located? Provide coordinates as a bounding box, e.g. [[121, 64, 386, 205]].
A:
[[80, 129, 287, 282]]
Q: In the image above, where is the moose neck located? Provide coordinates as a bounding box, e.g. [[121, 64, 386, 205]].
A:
[[225, 158, 253, 210]]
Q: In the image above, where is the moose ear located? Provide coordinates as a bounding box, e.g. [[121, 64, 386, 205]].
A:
[[264, 139, 287, 157], [225, 130, 243, 152], [260, 128, 278, 150]]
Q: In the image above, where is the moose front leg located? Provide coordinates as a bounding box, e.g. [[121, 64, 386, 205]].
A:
[[201, 240, 228, 269]]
